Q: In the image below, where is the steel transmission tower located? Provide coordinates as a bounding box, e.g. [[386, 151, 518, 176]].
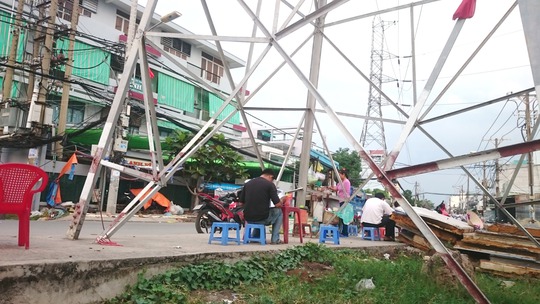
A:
[[360, 17, 395, 180]]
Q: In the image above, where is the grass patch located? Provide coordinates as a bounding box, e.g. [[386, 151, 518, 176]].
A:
[[105, 243, 540, 304]]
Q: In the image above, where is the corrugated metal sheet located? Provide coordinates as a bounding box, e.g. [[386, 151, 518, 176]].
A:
[[157, 73, 195, 112], [156, 120, 183, 130], [208, 93, 240, 124], [56, 39, 111, 85]]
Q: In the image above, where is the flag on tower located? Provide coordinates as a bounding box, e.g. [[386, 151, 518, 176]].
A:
[[453, 0, 476, 20]]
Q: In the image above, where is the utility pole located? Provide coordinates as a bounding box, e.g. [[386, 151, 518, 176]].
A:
[[523, 92, 538, 223], [1, 0, 25, 100], [106, 0, 138, 214], [466, 174, 470, 208], [524, 92, 535, 198], [35, 0, 59, 126], [127, 0, 138, 54], [494, 138, 501, 197], [414, 181, 419, 203], [26, 4, 46, 102], [57, 0, 81, 160], [482, 161, 487, 211]]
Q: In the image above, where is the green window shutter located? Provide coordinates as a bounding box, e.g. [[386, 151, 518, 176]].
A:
[[0, 10, 26, 62], [57, 39, 111, 85], [0, 77, 19, 98], [156, 120, 183, 130], [157, 73, 195, 112], [208, 93, 240, 124]]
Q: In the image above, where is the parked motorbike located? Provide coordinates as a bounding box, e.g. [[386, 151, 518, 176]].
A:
[[193, 190, 244, 233]]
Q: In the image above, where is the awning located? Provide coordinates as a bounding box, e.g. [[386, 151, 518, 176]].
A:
[[310, 149, 338, 169]]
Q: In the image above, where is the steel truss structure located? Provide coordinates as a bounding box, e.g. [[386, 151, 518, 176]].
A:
[[65, 1, 540, 303]]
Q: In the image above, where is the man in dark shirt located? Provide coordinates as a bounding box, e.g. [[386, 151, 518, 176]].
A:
[[239, 168, 284, 244]]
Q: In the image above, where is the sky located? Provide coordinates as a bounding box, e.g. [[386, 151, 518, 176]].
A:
[[139, 0, 536, 205]]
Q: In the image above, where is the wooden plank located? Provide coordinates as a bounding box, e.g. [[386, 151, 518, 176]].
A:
[[454, 242, 540, 262], [413, 234, 432, 250], [485, 223, 540, 238], [461, 231, 540, 254], [397, 229, 431, 252], [392, 210, 473, 235], [408, 207, 474, 231], [392, 213, 461, 243], [393, 214, 423, 234], [479, 260, 540, 277], [490, 256, 540, 268]]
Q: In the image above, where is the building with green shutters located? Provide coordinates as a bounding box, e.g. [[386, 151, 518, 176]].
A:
[[0, 0, 249, 209]]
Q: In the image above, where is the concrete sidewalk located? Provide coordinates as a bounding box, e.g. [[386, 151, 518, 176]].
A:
[[1, 213, 401, 266], [0, 214, 404, 304]]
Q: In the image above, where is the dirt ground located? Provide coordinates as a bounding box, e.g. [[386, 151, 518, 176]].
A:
[[286, 261, 335, 283], [188, 261, 334, 303]]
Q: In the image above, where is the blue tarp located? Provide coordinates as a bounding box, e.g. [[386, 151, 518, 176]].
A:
[[203, 182, 242, 191], [310, 149, 339, 169]]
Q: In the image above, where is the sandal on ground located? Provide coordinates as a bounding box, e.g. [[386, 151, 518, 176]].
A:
[[270, 240, 283, 244]]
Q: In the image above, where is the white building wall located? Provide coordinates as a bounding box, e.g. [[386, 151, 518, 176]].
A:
[[500, 163, 540, 195]]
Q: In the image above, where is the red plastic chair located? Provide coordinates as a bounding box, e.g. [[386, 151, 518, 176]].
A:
[[0, 163, 48, 249]]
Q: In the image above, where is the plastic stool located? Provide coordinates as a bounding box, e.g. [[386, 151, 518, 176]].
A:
[[243, 223, 266, 245], [208, 222, 241, 245], [362, 226, 381, 241], [318, 225, 340, 245], [379, 227, 386, 240], [281, 206, 303, 244], [348, 225, 359, 236], [293, 223, 312, 238]]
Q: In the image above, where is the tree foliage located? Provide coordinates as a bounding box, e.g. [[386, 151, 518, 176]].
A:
[[416, 199, 434, 209], [165, 130, 248, 203], [402, 189, 415, 204], [401, 189, 433, 209], [331, 148, 362, 187]]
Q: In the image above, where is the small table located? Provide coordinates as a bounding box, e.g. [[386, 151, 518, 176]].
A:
[[281, 206, 304, 244]]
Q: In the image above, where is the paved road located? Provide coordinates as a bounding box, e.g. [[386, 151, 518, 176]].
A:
[[0, 214, 403, 267]]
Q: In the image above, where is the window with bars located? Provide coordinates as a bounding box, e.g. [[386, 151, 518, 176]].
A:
[[52, 99, 84, 124], [114, 9, 138, 35], [201, 52, 223, 84], [161, 37, 191, 60], [57, 0, 96, 21], [115, 16, 128, 34], [67, 101, 85, 124]]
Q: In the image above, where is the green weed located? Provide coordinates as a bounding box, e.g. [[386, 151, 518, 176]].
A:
[[105, 243, 540, 304]]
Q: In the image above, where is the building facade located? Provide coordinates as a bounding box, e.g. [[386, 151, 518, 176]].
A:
[[0, 0, 245, 208]]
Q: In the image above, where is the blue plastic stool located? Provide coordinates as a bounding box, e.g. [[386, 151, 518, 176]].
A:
[[348, 225, 359, 236], [243, 223, 266, 245], [318, 225, 340, 245], [362, 226, 381, 241], [208, 222, 241, 245]]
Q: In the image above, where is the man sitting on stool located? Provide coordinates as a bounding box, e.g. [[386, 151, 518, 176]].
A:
[[360, 192, 396, 241], [239, 168, 285, 244]]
